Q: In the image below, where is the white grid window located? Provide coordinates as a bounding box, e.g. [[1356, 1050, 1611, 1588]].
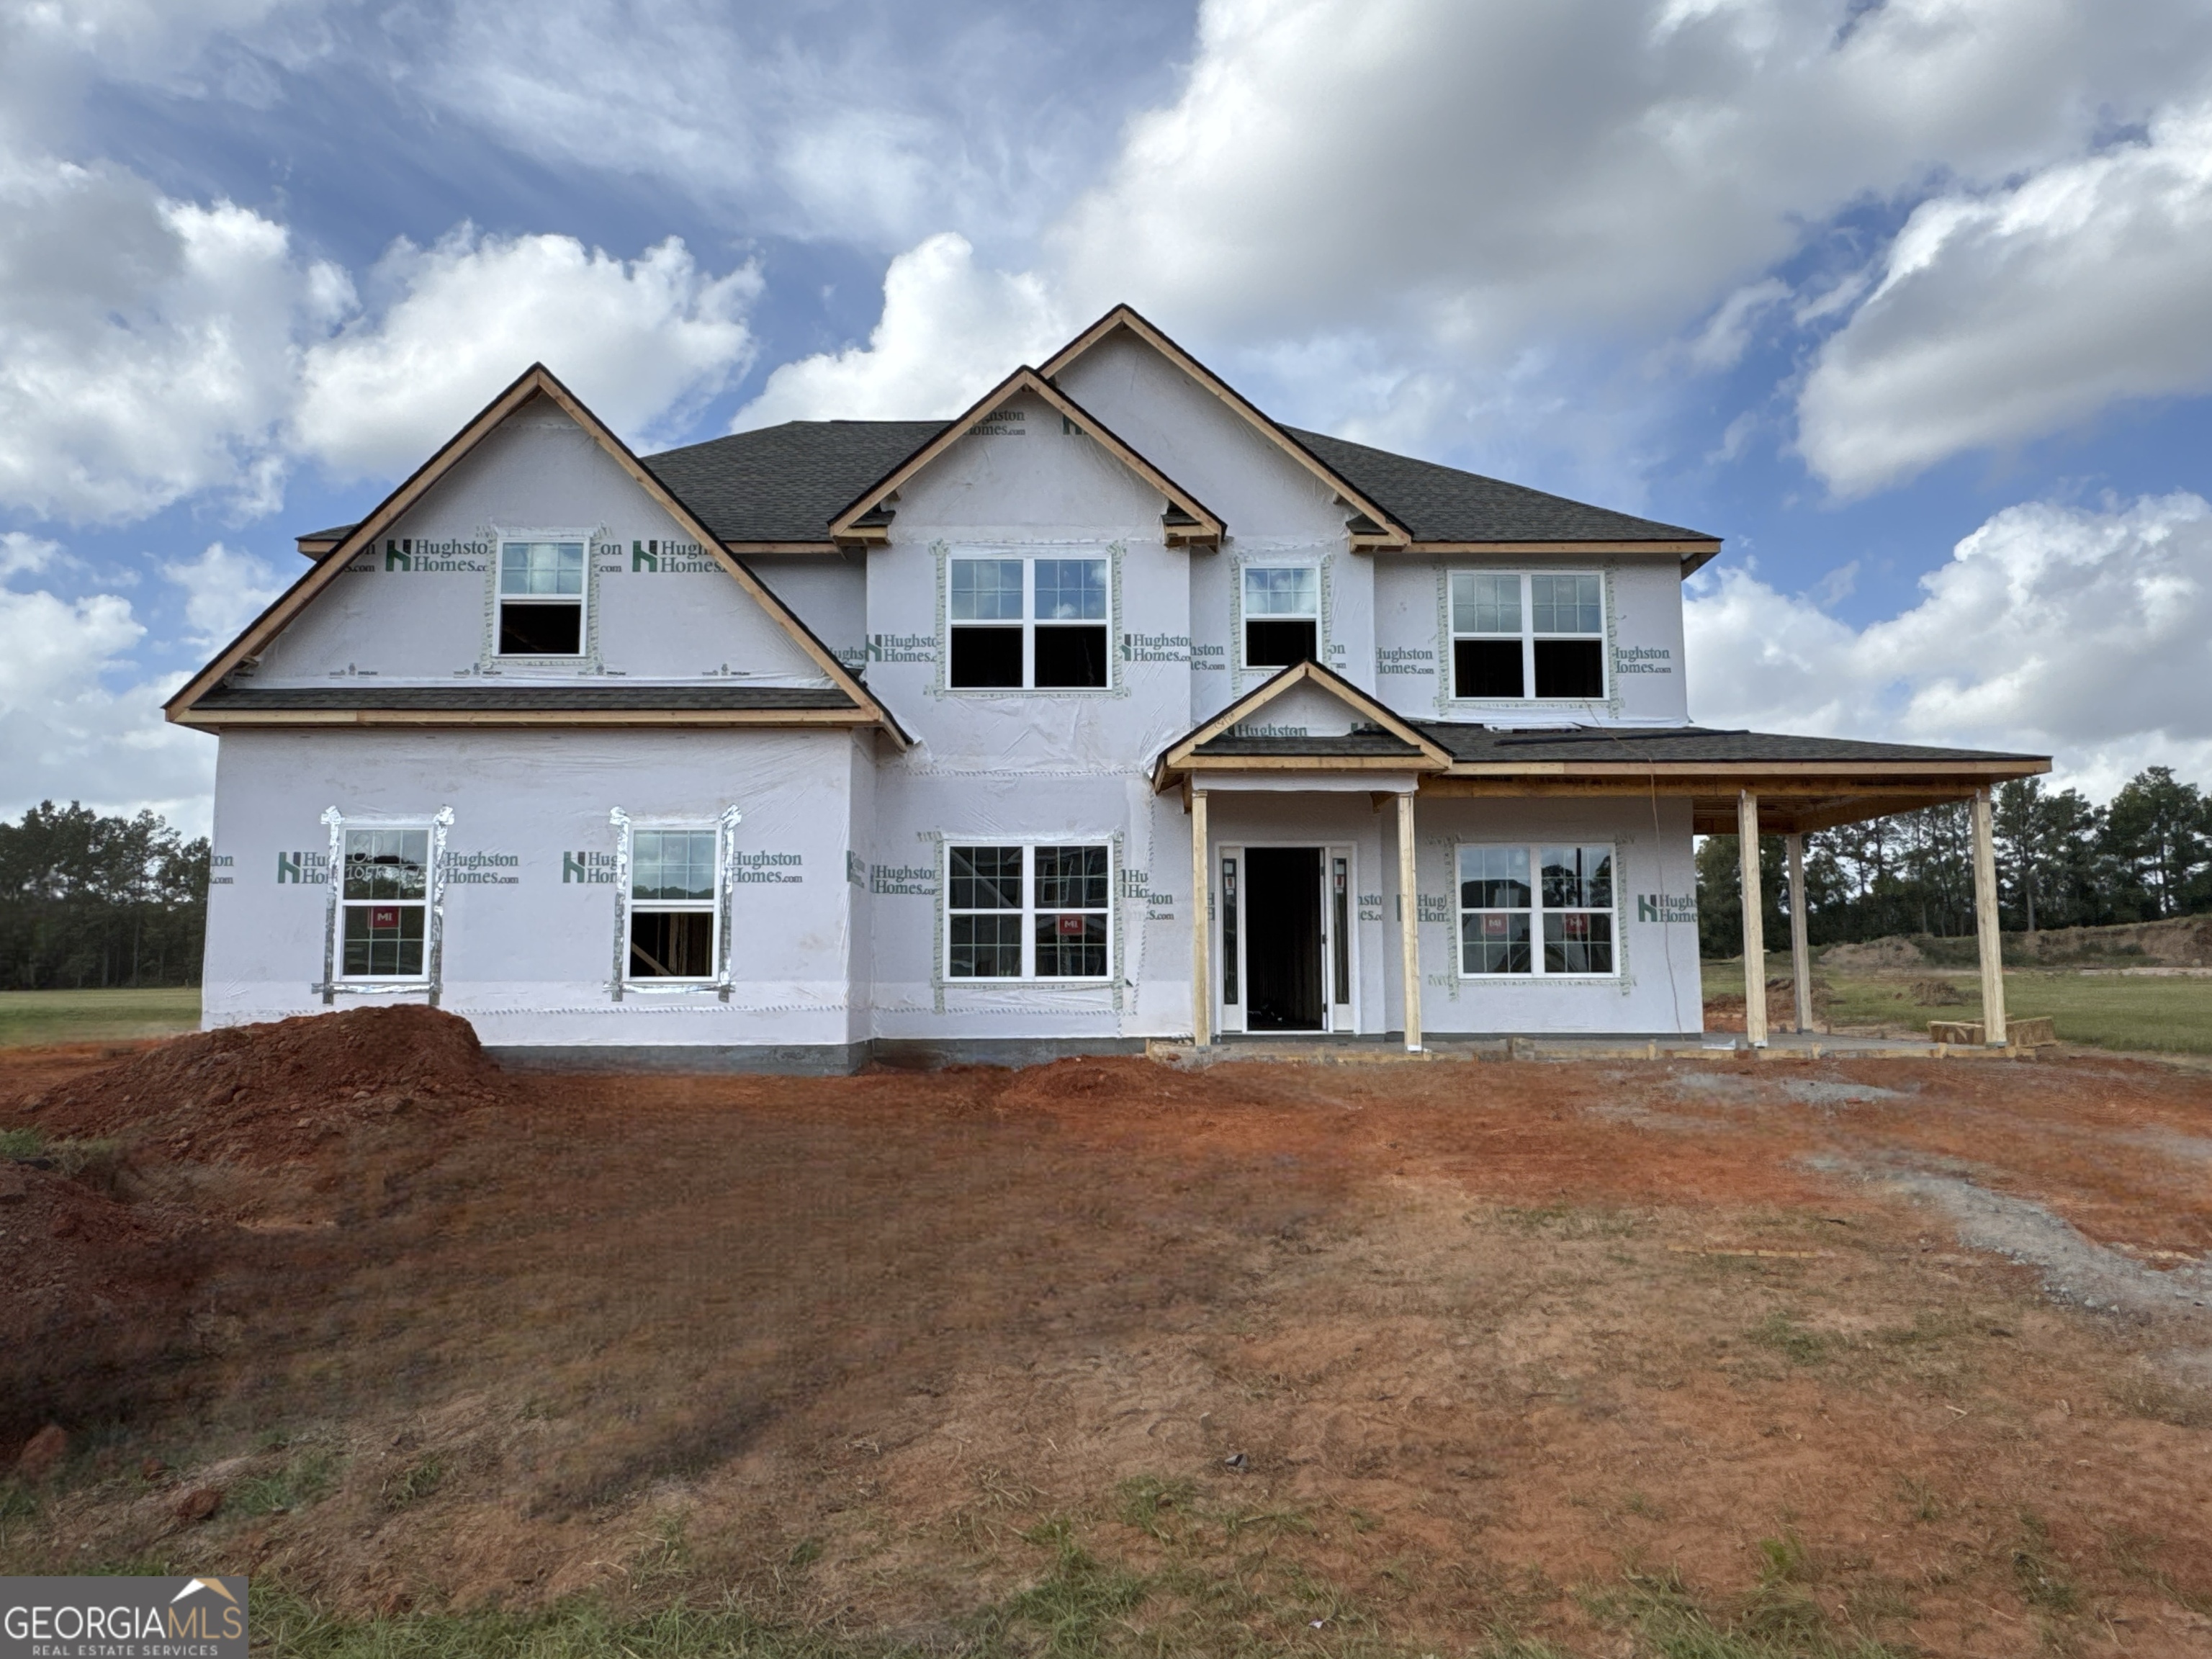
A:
[[1242, 565, 1318, 668], [948, 557, 1110, 689], [1458, 842, 1616, 976], [629, 828, 719, 980], [1449, 572, 1604, 699], [947, 843, 1111, 979], [498, 540, 587, 656], [341, 828, 430, 979]]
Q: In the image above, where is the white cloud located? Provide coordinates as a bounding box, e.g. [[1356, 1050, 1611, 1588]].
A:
[[1799, 102, 2212, 495], [734, 233, 1069, 426], [292, 228, 760, 480], [1685, 492, 2212, 795], [0, 580, 210, 828], [0, 147, 349, 523], [164, 540, 284, 651], [0, 532, 60, 578]]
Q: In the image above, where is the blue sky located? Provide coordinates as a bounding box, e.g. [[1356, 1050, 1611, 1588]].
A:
[[6, 0, 2212, 832]]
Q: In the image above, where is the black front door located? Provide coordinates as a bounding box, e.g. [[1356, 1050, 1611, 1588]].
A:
[[1244, 847, 1323, 1031]]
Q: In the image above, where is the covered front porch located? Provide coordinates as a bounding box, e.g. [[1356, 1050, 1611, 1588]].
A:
[[1155, 662, 2051, 1053]]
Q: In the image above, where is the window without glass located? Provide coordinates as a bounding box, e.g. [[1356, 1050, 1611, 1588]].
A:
[[629, 828, 719, 979], [1243, 566, 1318, 667], [948, 557, 1109, 688], [1449, 572, 1604, 699], [341, 828, 429, 978], [498, 540, 586, 656], [947, 843, 1111, 979], [1457, 842, 1615, 976]]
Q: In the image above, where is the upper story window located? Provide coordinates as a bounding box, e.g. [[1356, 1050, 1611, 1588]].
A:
[[498, 540, 586, 656], [1449, 572, 1604, 699], [341, 828, 430, 979], [1243, 565, 1318, 668], [948, 556, 1109, 689], [629, 828, 719, 980]]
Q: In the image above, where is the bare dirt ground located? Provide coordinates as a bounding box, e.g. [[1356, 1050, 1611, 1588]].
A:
[[4, 1011, 2211, 1655]]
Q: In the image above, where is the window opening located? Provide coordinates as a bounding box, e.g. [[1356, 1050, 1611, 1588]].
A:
[[341, 828, 429, 978], [629, 828, 719, 979], [948, 557, 1110, 689], [1243, 566, 1318, 667], [1457, 842, 1616, 976], [498, 540, 586, 655], [947, 843, 1112, 979], [1449, 572, 1604, 699]]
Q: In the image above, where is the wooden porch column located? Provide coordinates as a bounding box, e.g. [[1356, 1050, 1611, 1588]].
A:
[[1737, 790, 1767, 1048], [1785, 833, 1813, 1034], [1396, 791, 1422, 1052], [1190, 788, 1211, 1046], [1971, 786, 2008, 1047]]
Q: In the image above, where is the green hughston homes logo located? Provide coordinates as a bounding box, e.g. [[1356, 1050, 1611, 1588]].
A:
[[382, 539, 490, 572], [4, 1575, 247, 1658], [562, 852, 621, 885], [276, 850, 330, 884], [629, 539, 720, 574], [1637, 892, 1698, 923]]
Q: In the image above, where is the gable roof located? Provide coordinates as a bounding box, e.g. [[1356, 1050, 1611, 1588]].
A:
[[1285, 430, 1717, 554], [1154, 660, 1454, 787], [647, 420, 948, 548], [824, 366, 1224, 548], [168, 364, 910, 746]]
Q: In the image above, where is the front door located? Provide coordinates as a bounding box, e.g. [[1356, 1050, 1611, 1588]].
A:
[[1217, 843, 1357, 1034]]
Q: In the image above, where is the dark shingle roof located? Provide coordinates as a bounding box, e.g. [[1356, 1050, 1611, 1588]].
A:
[[197, 684, 858, 712], [1413, 724, 2045, 766], [299, 523, 358, 543], [1192, 732, 1426, 758], [1282, 429, 1714, 544], [644, 421, 948, 544]]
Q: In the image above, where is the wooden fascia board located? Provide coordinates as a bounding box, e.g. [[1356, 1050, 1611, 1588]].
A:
[[1433, 759, 2047, 785], [1402, 539, 1725, 557], [167, 364, 557, 719], [824, 366, 1224, 543], [1040, 307, 1413, 546], [1180, 755, 1444, 773], [1155, 660, 1452, 780], [723, 541, 842, 554], [173, 706, 876, 731]]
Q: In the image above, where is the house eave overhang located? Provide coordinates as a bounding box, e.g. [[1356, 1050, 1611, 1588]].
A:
[[1151, 660, 1455, 790]]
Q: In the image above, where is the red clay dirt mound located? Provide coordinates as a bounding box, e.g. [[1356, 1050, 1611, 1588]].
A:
[[10, 1004, 511, 1169]]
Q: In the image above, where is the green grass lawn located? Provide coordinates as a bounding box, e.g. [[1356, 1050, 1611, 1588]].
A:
[[1709, 953, 2212, 1055], [0, 986, 201, 1048]]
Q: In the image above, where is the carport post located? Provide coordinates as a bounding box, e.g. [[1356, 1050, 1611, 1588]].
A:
[[1191, 787, 1211, 1047], [1397, 791, 1422, 1051], [1785, 833, 1813, 1034], [1737, 791, 1767, 1048], [1972, 786, 2008, 1047]]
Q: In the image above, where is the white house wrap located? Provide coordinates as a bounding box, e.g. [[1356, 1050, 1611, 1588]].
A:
[[171, 307, 2048, 1067]]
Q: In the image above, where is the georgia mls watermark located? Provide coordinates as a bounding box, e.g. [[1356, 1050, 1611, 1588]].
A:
[[2, 1576, 246, 1659]]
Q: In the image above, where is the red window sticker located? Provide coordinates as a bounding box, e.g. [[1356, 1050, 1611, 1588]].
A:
[[1483, 914, 1509, 938], [1562, 913, 1589, 939], [370, 906, 400, 930], [1056, 913, 1085, 936]]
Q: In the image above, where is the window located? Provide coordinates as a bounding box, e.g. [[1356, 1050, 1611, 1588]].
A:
[[630, 828, 719, 979], [1457, 842, 1615, 976], [948, 557, 1109, 688], [1449, 572, 1604, 699], [341, 828, 429, 978], [947, 843, 1110, 979], [1243, 566, 1318, 667], [498, 540, 586, 655]]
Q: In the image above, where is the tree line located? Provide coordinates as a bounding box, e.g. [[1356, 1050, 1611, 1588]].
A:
[[1695, 766, 2212, 958], [0, 801, 210, 989]]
